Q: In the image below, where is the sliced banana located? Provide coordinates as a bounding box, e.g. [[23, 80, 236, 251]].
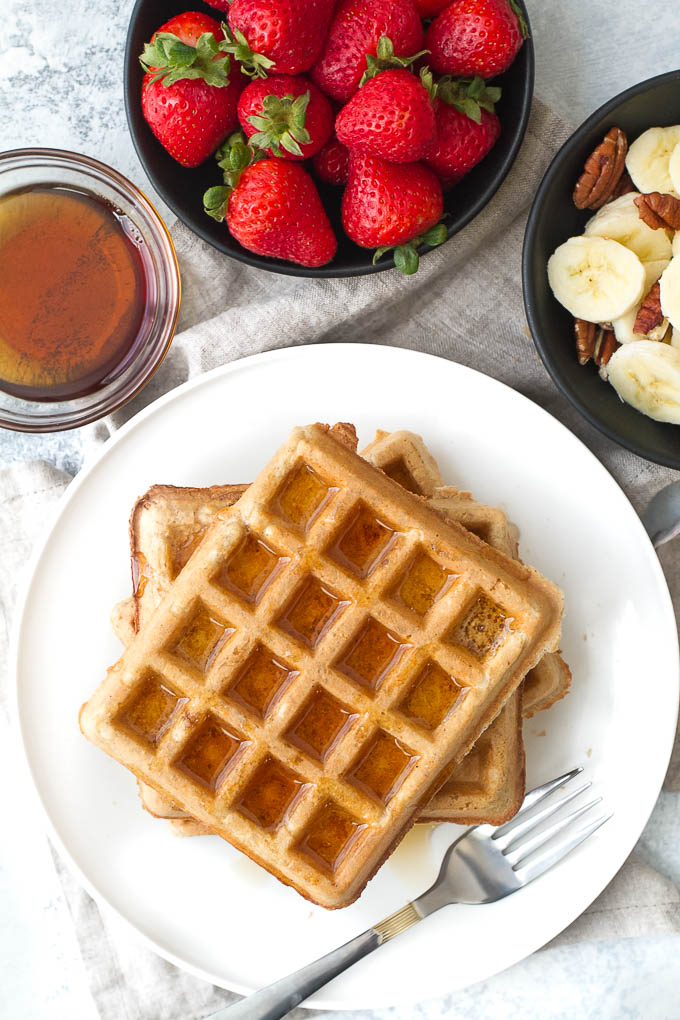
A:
[[607, 340, 680, 423], [548, 236, 645, 322], [585, 192, 673, 263], [669, 143, 680, 194], [643, 258, 670, 290], [659, 257, 680, 329], [672, 328, 680, 349], [673, 232, 680, 257], [625, 126, 680, 196]]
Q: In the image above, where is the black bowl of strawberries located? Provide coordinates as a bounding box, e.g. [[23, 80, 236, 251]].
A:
[[124, 0, 534, 276]]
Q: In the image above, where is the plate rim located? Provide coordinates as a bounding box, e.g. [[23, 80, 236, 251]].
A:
[[11, 342, 680, 1009]]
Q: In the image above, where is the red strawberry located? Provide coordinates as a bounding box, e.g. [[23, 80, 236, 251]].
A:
[[312, 135, 350, 185], [311, 0, 423, 104], [205, 154, 337, 267], [423, 76, 501, 187], [414, 0, 451, 16], [342, 152, 445, 272], [425, 0, 527, 78], [225, 0, 335, 76], [336, 68, 436, 163], [237, 74, 333, 159], [140, 13, 243, 168], [152, 10, 224, 46]]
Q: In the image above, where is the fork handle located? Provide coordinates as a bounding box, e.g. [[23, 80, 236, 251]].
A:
[[209, 902, 422, 1020]]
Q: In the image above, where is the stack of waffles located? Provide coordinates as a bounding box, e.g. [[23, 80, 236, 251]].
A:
[[81, 424, 568, 909]]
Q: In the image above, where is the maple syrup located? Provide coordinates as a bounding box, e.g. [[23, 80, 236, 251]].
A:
[[235, 756, 310, 831], [0, 185, 150, 400], [285, 687, 358, 762], [298, 800, 368, 873], [348, 730, 419, 805], [174, 714, 246, 792], [215, 532, 289, 605], [225, 643, 298, 719], [335, 616, 410, 692], [276, 575, 350, 649], [328, 503, 399, 579]]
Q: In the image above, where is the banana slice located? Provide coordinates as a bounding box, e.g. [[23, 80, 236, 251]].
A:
[[607, 340, 680, 423], [673, 232, 680, 257], [643, 259, 670, 290], [660, 257, 680, 329], [626, 126, 680, 195], [585, 192, 673, 263], [669, 143, 680, 194], [548, 236, 645, 322], [672, 328, 680, 349]]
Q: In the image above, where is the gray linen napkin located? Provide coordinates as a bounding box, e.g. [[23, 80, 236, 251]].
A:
[[2, 97, 679, 1019]]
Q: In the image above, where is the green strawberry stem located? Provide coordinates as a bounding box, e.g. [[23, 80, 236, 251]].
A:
[[203, 131, 266, 221], [373, 222, 448, 275], [247, 92, 311, 157], [220, 24, 275, 78], [140, 31, 232, 88], [437, 76, 501, 124], [508, 0, 530, 38], [360, 36, 430, 86]]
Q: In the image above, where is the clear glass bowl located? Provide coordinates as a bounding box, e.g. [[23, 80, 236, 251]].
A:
[[0, 148, 180, 432]]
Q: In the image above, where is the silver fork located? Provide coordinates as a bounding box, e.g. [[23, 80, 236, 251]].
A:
[[210, 767, 610, 1020]]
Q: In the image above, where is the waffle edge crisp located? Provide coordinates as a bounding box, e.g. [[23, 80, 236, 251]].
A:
[[83, 423, 563, 908]]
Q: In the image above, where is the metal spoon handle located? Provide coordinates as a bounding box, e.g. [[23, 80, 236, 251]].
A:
[[641, 481, 680, 547], [208, 902, 422, 1020]]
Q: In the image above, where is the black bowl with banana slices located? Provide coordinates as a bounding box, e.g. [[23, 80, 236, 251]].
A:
[[523, 70, 680, 469]]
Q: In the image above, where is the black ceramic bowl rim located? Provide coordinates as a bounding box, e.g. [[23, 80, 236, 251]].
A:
[[124, 0, 534, 278], [523, 69, 680, 469]]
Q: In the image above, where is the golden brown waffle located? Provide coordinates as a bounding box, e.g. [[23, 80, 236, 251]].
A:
[[83, 423, 562, 908], [128, 432, 565, 831], [131, 485, 525, 834], [128, 432, 568, 832]]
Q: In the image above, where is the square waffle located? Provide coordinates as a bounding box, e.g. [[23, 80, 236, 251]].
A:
[[121, 431, 568, 832], [83, 423, 563, 908], [127, 485, 523, 833]]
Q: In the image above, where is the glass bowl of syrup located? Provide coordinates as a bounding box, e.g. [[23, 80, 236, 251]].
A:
[[0, 148, 180, 431]]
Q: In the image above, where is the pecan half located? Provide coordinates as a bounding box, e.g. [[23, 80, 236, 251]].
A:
[[574, 318, 596, 364], [633, 281, 665, 335], [634, 192, 680, 230], [573, 127, 628, 210], [574, 319, 619, 366], [593, 328, 619, 367]]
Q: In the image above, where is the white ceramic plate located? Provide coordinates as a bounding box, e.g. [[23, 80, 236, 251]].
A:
[[14, 344, 679, 1011]]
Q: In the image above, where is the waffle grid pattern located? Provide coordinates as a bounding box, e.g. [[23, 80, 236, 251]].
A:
[[126, 434, 567, 831], [84, 426, 561, 906]]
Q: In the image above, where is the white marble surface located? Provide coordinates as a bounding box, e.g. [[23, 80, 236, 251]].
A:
[[2, 0, 680, 1017]]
